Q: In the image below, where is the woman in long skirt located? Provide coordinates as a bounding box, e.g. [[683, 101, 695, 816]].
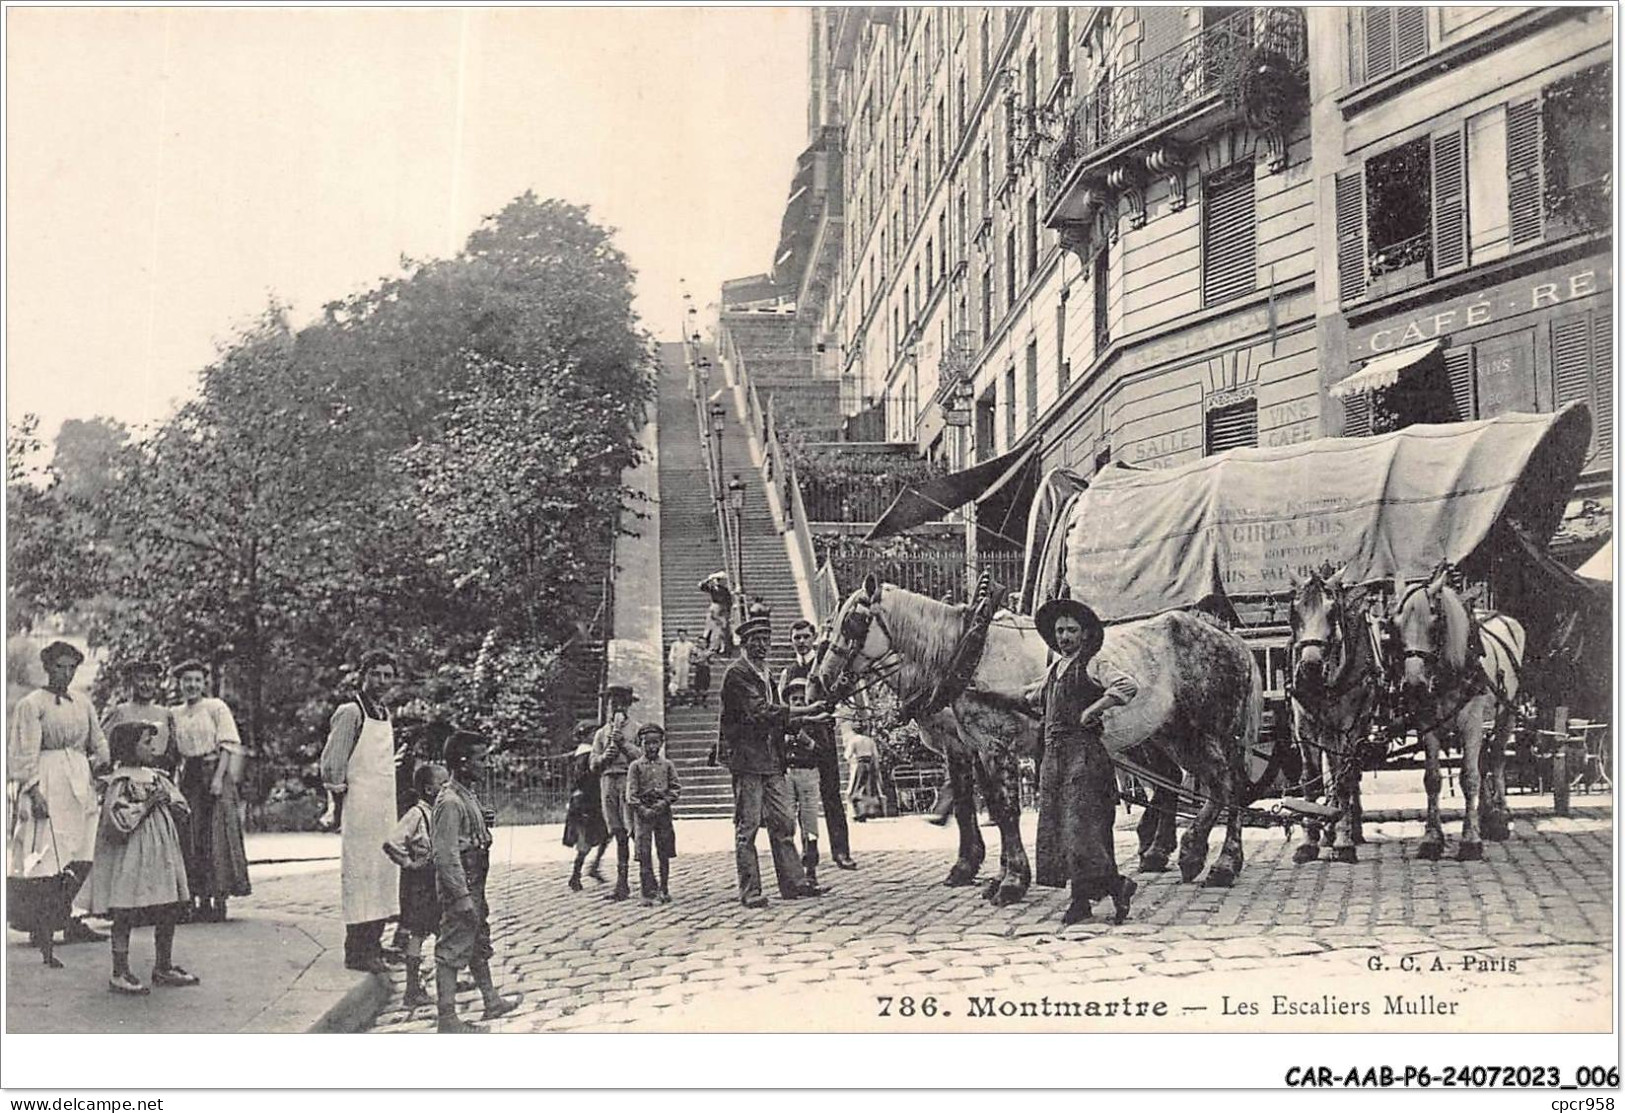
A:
[[169, 660, 251, 922]]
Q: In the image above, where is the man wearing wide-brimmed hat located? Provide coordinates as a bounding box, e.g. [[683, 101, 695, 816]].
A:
[[717, 608, 829, 908], [590, 685, 643, 901], [7, 640, 111, 949], [1031, 596, 1139, 926]]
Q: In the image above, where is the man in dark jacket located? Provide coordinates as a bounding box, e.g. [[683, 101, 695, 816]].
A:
[[778, 619, 857, 871], [718, 611, 829, 909]]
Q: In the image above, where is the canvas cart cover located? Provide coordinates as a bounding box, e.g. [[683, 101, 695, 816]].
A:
[[1040, 405, 1592, 621]]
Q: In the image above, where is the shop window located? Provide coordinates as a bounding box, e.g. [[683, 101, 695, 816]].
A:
[[1206, 398, 1258, 454], [1552, 310, 1614, 469], [1202, 160, 1257, 306], [1358, 7, 1428, 84]]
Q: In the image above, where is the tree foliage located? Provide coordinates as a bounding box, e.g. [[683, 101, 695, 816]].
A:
[[9, 195, 654, 804]]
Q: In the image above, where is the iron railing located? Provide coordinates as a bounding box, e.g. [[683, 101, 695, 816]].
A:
[[1047, 8, 1307, 197]]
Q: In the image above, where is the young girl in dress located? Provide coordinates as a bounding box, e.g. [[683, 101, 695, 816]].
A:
[[85, 720, 198, 996], [382, 761, 448, 1010]]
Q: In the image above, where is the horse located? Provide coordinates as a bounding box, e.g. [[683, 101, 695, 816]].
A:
[[815, 575, 1263, 904], [1390, 565, 1527, 859], [1287, 566, 1381, 864]]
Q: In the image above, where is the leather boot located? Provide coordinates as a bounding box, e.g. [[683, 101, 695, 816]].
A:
[[403, 959, 430, 1008], [568, 856, 584, 892], [802, 842, 819, 889]]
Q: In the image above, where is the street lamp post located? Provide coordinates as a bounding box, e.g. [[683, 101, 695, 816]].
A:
[[708, 399, 727, 496], [727, 474, 746, 613]]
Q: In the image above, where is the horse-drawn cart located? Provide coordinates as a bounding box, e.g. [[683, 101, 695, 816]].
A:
[[1021, 402, 1599, 858]]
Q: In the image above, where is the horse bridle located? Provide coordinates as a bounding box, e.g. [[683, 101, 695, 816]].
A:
[[822, 596, 903, 703], [1393, 580, 1445, 672]]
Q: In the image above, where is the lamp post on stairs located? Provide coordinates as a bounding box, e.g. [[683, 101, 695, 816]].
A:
[[727, 474, 747, 619]]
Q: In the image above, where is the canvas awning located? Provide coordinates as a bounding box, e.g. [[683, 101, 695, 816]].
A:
[[865, 443, 1036, 542], [1329, 340, 1441, 399]]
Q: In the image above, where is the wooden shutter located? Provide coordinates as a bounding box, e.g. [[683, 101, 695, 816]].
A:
[[1394, 7, 1428, 67], [1342, 392, 1373, 437], [1431, 127, 1468, 276], [1507, 98, 1544, 247], [1203, 161, 1256, 306], [1056, 297, 1070, 390], [1592, 311, 1612, 463], [1444, 346, 1475, 421], [1206, 399, 1258, 454], [1552, 315, 1597, 462], [1336, 168, 1368, 302], [1363, 8, 1394, 82]]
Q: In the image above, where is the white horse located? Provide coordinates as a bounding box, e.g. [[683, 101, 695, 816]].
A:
[[1391, 565, 1527, 859], [816, 576, 1264, 909]]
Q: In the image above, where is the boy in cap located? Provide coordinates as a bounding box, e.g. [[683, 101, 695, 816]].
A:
[[781, 679, 826, 887], [432, 730, 522, 1033], [589, 686, 642, 901], [625, 723, 681, 905], [1031, 597, 1138, 926]]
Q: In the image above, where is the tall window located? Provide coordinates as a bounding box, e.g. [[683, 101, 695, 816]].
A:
[[1025, 340, 1040, 429], [1004, 366, 1018, 447], [1057, 7, 1072, 75], [1005, 229, 1018, 312], [1025, 193, 1039, 278], [1093, 250, 1110, 352], [980, 11, 991, 89], [1202, 160, 1257, 306], [939, 212, 949, 280], [981, 266, 994, 344], [1056, 292, 1071, 391]]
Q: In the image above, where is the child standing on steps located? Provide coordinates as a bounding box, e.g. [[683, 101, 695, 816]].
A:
[[382, 761, 449, 1009], [85, 721, 198, 996]]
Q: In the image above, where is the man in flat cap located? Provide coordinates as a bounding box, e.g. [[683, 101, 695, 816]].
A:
[[717, 609, 829, 908], [1031, 597, 1138, 926], [590, 685, 642, 902], [7, 640, 110, 949]]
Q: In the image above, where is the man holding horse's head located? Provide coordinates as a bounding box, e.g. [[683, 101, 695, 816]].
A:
[[717, 609, 831, 909], [1033, 597, 1138, 926]]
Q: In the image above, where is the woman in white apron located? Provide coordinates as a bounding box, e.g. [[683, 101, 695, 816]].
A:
[[319, 650, 401, 973]]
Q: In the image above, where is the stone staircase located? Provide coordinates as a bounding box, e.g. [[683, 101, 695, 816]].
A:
[[656, 342, 807, 819]]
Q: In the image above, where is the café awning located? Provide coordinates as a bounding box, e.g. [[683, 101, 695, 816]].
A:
[[1329, 340, 1441, 399], [865, 443, 1037, 542]]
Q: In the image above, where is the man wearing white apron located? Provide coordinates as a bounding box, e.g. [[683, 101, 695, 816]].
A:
[[320, 649, 401, 973]]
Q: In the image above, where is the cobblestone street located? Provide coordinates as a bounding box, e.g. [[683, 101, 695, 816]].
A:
[[240, 802, 1614, 1035]]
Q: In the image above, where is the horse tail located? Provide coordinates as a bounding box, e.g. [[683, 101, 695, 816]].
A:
[[1239, 642, 1265, 782]]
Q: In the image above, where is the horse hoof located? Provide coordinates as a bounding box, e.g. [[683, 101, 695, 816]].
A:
[[1456, 842, 1484, 862], [1292, 844, 1321, 865], [991, 882, 1027, 907], [1481, 816, 1510, 842], [981, 879, 1002, 902], [1137, 852, 1170, 873], [1202, 866, 1236, 889], [944, 867, 978, 887], [1178, 859, 1203, 883], [1331, 846, 1357, 864], [1414, 841, 1443, 861]]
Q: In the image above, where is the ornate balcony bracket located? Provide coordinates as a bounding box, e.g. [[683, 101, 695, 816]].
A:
[[1106, 163, 1147, 230], [1144, 143, 1190, 211]]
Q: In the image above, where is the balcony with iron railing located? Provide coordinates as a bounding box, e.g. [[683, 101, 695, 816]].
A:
[[1045, 7, 1308, 234]]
